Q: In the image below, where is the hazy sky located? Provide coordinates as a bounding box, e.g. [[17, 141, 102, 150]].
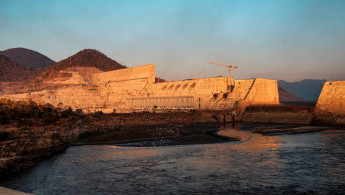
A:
[[1, 0, 345, 82]]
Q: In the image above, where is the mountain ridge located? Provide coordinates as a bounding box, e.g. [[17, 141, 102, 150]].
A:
[[278, 87, 307, 102], [278, 79, 326, 101]]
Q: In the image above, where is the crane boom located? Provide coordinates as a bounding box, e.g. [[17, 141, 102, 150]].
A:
[[208, 61, 239, 90], [208, 61, 238, 69], [194, 67, 205, 80], [208, 61, 229, 67]]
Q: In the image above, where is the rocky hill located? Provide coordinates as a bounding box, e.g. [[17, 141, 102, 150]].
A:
[[0, 54, 37, 82], [47, 49, 126, 72], [278, 79, 326, 101], [0, 48, 55, 69], [30, 49, 126, 90]]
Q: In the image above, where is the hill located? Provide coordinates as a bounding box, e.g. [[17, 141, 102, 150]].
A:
[[278, 87, 307, 102], [47, 49, 126, 72], [0, 54, 37, 82], [278, 79, 326, 101], [30, 49, 127, 89], [0, 48, 55, 69]]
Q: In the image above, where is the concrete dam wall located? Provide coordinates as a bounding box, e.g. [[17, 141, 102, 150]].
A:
[[2, 64, 279, 113], [315, 81, 345, 125]]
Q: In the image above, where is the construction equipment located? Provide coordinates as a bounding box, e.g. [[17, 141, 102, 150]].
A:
[[193, 67, 205, 80], [208, 61, 238, 79], [208, 61, 238, 91]]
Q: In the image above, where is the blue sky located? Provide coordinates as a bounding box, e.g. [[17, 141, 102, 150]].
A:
[[1, 0, 345, 81]]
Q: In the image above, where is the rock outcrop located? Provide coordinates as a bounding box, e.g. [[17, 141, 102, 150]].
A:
[[0, 118, 95, 176]]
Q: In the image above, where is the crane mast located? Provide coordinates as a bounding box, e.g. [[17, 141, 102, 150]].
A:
[[208, 61, 238, 91]]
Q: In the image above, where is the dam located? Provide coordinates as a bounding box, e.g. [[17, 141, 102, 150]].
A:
[[315, 81, 345, 125], [3, 64, 279, 113]]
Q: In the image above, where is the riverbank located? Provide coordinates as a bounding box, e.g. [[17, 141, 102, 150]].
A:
[[0, 111, 226, 177], [3, 123, 345, 194], [1, 105, 343, 178], [253, 125, 343, 136]]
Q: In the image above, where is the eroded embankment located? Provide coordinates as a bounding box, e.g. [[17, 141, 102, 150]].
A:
[[0, 111, 225, 177]]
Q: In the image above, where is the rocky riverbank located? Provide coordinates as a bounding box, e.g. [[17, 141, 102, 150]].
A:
[[0, 116, 93, 177], [0, 111, 226, 177], [1, 104, 343, 178]]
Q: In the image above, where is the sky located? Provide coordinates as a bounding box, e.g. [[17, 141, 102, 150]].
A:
[[1, 0, 345, 82]]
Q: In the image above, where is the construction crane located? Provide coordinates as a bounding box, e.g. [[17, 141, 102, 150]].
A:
[[208, 61, 238, 91], [193, 67, 205, 80], [208, 61, 238, 79]]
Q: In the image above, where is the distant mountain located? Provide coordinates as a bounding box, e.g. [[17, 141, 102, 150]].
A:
[[278, 87, 306, 102], [0, 48, 55, 69], [278, 79, 326, 101], [0, 54, 37, 82]]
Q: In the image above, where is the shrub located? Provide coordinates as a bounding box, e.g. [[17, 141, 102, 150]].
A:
[[61, 107, 73, 118], [95, 111, 104, 115], [42, 112, 58, 124], [0, 99, 78, 124]]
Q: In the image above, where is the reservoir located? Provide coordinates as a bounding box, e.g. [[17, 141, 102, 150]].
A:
[[1, 123, 345, 194]]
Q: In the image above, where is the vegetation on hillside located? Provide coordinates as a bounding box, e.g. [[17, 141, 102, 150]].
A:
[[0, 55, 38, 82], [0, 98, 74, 125]]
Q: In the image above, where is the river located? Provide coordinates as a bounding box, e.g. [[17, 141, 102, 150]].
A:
[[1, 123, 345, 194]]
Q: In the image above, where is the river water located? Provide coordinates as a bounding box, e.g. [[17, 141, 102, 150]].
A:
[[1, 123, 345, 194]]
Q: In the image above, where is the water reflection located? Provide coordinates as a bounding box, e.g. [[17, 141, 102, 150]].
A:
[[1, 123, 345, 194]]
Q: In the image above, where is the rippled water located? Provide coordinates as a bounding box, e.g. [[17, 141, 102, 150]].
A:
[[1, 123, 345, 194]]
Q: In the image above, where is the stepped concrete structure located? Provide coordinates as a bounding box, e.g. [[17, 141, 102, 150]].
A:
[[2, 64, 279, 113], [315, 81, 345, 125]]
